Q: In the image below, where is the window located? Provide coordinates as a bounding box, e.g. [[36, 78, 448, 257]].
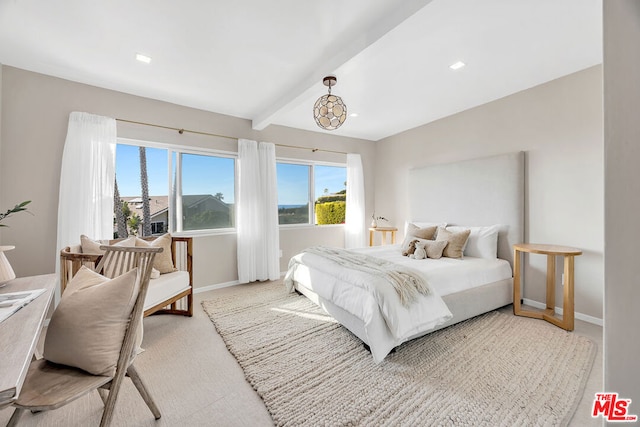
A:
[[115, 140, 235, 235], [314, 165, 347, 225], [151, 222, 165, 235], [116, 139, 345, 233], [276, 163, 310, 225], [276, 162, 346, 226], [175, 153, 235, 231]]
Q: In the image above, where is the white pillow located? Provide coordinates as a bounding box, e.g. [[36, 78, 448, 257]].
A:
[[446, 225, 501, 259]]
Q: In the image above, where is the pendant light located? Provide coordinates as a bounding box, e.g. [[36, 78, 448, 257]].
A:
[[313, 76, 347, 130]]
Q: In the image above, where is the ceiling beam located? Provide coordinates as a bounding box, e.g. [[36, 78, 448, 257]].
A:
[[251, 0, 435, 131]]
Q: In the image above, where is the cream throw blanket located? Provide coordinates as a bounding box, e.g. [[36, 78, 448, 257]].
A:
[[301, 246, 430, 307]]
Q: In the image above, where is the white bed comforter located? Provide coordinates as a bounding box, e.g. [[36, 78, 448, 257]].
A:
[[284, 247, 453, 361]]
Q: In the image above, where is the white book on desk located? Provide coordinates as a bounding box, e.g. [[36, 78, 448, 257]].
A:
[[0, 288, 46, 323]]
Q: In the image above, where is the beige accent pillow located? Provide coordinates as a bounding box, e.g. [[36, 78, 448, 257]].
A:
[[401, 224, 438, 251], [423, 239, 448, 259], [435, 227, 471, 259], [115, 236, 161, 278], [44, 266, 140, 376], [100, 236, 138, 277], [80, 234, 107, 254], [80, 235, 159, 278], [136, 233, 176, 274], [114, 236, 137, 247]]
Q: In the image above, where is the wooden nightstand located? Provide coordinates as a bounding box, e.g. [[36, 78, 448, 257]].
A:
[[513, 243, 582, 331], [368, 227, 397, 246]]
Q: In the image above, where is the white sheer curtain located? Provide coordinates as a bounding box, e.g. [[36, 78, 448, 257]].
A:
[[55, 112, 116, 296], [236, 139, 280, 283], [345, 153, 366, 248]]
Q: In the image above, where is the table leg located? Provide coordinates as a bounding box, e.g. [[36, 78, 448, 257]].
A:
[[546, 254, 556, 314], [563, 255, 575, 331], [369, 230, 374, 246], [391, 231, 396, 244], [513, 248, 522, 314]]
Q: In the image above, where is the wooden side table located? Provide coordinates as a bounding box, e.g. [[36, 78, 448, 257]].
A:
[[513, 243, 582, 331], [369, 227, 397, 246]]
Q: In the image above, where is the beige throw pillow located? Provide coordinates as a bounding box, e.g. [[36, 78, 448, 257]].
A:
[[401, 224, 438, 252], [410, 224, 437, 240], [136, 233, 175, 274], [80, 234, 107, 254], [423, 240, 448, 259], [44, 266, 140, 376], [114, 236, 137, 247], [100, 236, 137, 278], [435, 227, 471, 259]]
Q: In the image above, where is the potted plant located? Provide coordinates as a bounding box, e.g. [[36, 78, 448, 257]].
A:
[[0, 201, 32, 285], [370, 213, 388, 228]]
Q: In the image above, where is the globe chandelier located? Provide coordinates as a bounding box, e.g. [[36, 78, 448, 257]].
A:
[[313, 75, 347, 130]]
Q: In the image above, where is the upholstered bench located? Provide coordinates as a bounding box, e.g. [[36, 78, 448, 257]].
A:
[[60, 235, 193, 317]]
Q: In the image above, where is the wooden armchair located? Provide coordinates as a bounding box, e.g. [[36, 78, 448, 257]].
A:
[[60, 236, 193, 317], [8, 245, 162, 427]]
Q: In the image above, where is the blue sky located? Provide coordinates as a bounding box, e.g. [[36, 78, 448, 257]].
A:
[[116, 145, 346, 205]]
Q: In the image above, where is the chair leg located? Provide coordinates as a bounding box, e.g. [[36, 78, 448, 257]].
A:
[[127, 364, 161, 419], [98, 388, 109, 404], [100, 375, 125, 427], [7, 408, 26, 427]]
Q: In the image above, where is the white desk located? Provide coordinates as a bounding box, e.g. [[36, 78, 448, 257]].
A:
[[0, 274, 55, 408]]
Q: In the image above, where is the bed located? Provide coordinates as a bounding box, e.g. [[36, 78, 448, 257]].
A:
[[284, 152, 525, 363]]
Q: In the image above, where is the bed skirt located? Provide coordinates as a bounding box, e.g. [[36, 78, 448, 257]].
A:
[[292, 277, 513, 357]]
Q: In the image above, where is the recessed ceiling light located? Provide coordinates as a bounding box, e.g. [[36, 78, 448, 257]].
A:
[[136, 53, 152, 64], [449, 61, 465, 70], [349, 113, 359, 117]]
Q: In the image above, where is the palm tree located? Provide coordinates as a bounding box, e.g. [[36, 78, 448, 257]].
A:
[[214, 192, 224, 201], [113, 177, 128, 238], [139, 147, 152, 236]]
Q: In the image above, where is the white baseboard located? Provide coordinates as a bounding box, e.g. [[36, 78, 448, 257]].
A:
[[522, 298, 603, 327], [195, 271, 286, 295], [194, 280, 240, 294], [194, 280, 607, 326]]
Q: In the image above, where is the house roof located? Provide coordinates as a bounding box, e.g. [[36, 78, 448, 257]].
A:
[[121, 195, 230, 220], [121, 196, 168, 220]]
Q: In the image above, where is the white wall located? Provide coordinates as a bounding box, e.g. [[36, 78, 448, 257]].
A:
[[0, 66, 375, 289], [603, 0, 640, 411], [0, 65, 605, 320], [374, 66, 603, 320]]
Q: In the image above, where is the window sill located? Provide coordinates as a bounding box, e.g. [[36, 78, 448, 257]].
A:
[[279, 224, 345, 230], [171, 223, 345, 237], [172, 229, 236, 238]]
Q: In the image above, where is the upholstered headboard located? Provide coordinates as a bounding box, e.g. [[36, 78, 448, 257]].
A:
[[408, 152, 524, 268]]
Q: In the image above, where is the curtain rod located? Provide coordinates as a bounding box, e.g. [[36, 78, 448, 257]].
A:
[[115, 118, 348, 155]]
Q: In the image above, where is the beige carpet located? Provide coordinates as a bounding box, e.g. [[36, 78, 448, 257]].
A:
[[202, 282, 596, 427]]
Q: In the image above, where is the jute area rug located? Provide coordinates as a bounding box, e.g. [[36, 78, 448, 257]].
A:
[[202, 282, 595, 427]]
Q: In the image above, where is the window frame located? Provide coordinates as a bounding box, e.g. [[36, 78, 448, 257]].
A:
[[276, 156, 347, 229], [117, 138, 238, 237], [116, 139, 347, 234]]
